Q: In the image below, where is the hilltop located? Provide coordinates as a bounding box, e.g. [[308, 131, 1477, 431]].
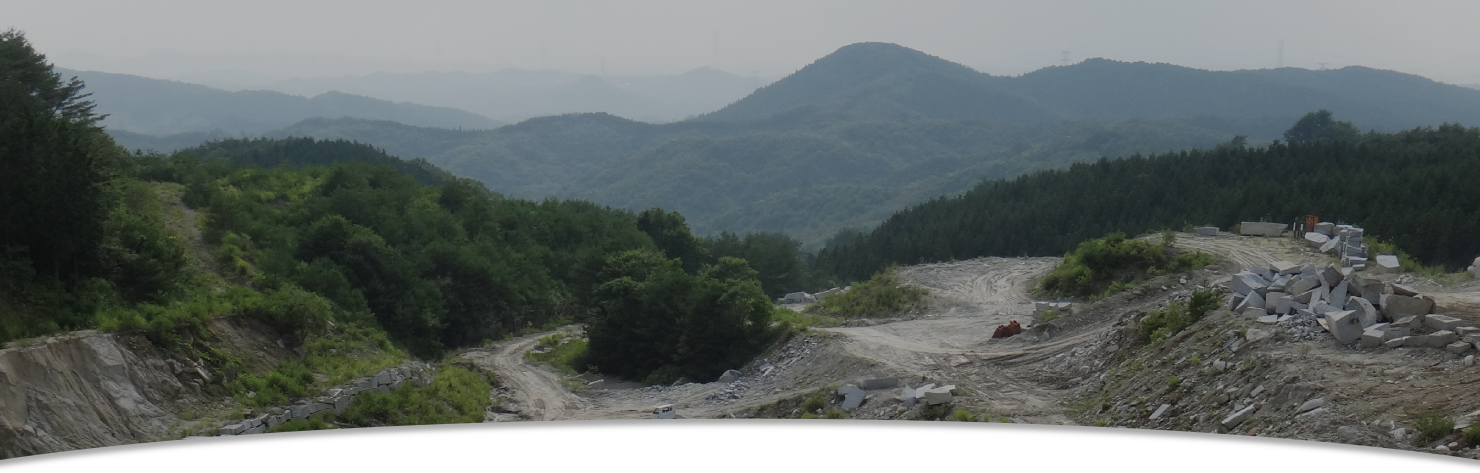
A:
[[700, 43, 1480, 135]]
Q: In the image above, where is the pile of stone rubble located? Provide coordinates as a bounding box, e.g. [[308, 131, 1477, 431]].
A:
[[1228, 261, 1478, 354], [214, 362, 435, 436], [776, 286, 851, 305], [1298, 223, 1400, 272]]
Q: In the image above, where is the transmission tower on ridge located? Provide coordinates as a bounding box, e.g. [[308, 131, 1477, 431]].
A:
[[1277, 40, 1284, 68], [1060, 50, 1069, 66]]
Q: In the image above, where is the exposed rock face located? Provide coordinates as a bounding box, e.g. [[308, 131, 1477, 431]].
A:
[[0, 332, 185, 459]]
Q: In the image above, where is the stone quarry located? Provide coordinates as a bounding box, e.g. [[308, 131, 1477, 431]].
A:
[[1227, 259, 1478, 354]]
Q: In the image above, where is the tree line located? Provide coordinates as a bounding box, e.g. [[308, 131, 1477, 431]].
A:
[[817, 112, 1480, 281]]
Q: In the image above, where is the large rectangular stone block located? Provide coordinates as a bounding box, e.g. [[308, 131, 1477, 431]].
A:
[[1325, 310, 1364, 344], [1351, 275, 1383, 305], [1275, 294, 1298, 315], [1294, 288, 1317, 304], [1409, 330, 1459, 348], [1361, 329, 1387, 348], [1320, 238, 1340, 254], [1331, 281, 1349, 305], [1264, 291, 1285, 312], [1229, 272, 1268, 295], [1423, 314, 1464, 332], [1286, 275, 1320, 297], [1383, 295, 1433, 319], [1222, 404, 1257, 428], [1319, 266, 1344, 287], [1314, 222, 1335, 236], [1390, 284, 1418, 297], [1269, 274, 1292, 292], [1304, 232, 1329, 248], [1240, 222, 1286, 236], [1374, 255, 1400, 273], [1195, 226, 1219, 236], [1242, 292, 1265, 314], [1271, 260, 1299, 275], [922, 386, 954, 405], [218, 424, 245, 436], [1382, 323, 1411, 339]]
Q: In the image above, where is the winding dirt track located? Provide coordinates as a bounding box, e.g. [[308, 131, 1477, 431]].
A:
[[462, 334, 583, 421]]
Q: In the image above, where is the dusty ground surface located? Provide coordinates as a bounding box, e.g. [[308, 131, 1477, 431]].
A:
[[470, 230, 1480, 459]]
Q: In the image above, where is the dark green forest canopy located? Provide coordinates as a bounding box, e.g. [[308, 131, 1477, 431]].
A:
[[816, 124, 1480, 282]]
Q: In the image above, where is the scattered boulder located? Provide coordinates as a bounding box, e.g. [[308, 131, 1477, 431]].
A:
[[860, 378, 898, 390], [1423, 314, 1465, 332], [838, 384, 866, 409], [717, 369, 741, 384], [1383, 295, 1434, 320], [1325, 310, 1364, 344], [1222, 404, 1257, 428]]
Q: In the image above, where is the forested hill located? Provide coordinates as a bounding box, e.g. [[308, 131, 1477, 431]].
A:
[[696, 42, 1051, 124], [173, 137, 473, 188], [698, 43, 1480, 135], [815, 121, 1480, 282], [274, 114, 1235, 247], [58, 68, 502, 136]]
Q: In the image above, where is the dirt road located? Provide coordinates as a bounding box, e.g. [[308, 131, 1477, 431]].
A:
[[462, 333, 584, 421]]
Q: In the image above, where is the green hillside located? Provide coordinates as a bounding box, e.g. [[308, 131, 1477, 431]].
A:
[[816, 116, 1480, 282]]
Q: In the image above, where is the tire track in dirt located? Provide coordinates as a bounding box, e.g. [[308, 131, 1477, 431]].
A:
[[462, 333, 583, 421]]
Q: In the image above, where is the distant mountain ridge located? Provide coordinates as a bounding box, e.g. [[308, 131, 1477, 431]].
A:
[[201, 66, 766, 124], [698, 42, 1480, 134], [97, 42, 1480, 250], [60, 68, 502, 137]]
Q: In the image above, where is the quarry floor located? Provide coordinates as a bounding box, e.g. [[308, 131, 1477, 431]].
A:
[[469, 232, 1480, 460]]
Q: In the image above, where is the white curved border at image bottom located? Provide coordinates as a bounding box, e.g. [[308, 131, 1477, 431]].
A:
[[0, 419, 1474, 470]]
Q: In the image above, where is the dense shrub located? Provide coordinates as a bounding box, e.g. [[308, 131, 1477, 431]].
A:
[[339, 364, 493, 426], [1036, 233, 1212, 299], [1413, 412, 1455, 444], [803, 266, 927, 318], [584, 251, 779, 385]]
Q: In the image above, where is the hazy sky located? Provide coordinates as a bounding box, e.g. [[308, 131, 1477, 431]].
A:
[[8, 0, 1480, 84]]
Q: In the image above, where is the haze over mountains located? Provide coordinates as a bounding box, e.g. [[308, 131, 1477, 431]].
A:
[[61, 68, 501, 136], [84, 42, 1480, 248], [245, 67, 768, 124]]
